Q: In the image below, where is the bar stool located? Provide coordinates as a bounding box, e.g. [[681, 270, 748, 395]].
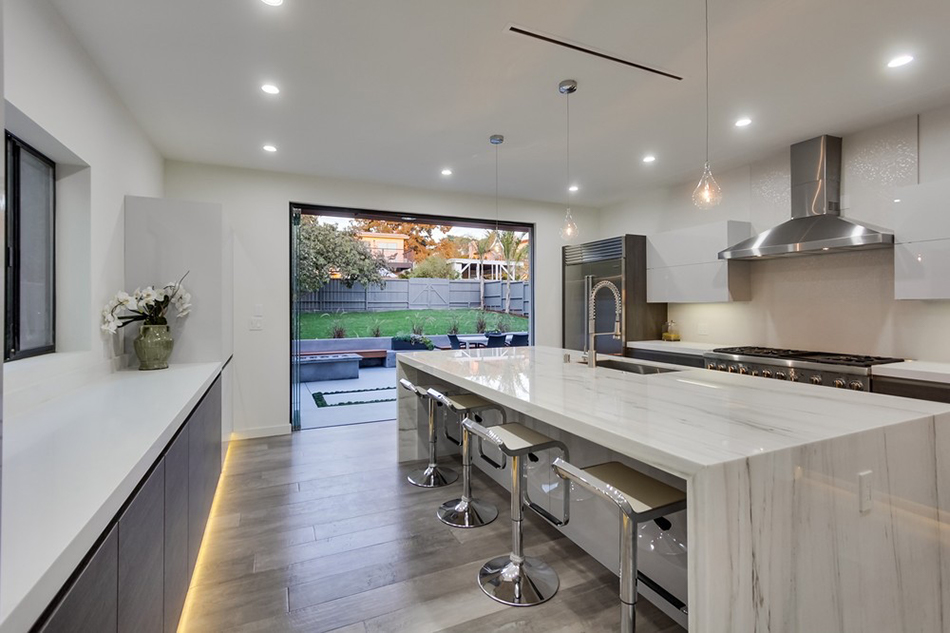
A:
[[426, 389, 507, 529], [398, 378, 458, 488], [463, 418, 570, 607], [552, 458, 687, 633]]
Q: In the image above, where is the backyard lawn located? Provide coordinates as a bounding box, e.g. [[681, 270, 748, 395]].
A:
[[299, 309, 529, 339]]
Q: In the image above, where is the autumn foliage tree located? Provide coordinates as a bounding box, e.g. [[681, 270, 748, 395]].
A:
[[353, 220, 453, 263]]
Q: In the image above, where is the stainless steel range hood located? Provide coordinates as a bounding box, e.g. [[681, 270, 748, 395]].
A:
[[718, 135, 894, 260]]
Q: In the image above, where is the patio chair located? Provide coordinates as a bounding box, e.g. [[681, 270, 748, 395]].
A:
[[486, 332, 508, 349], [508, 333, 529, 347], [447, 333, 467, 350]]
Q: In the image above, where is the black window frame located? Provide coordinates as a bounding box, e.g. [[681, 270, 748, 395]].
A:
[[5, 131, 56, 361]]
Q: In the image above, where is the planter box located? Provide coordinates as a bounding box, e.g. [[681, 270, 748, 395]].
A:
[[391, 339, 430, 351]]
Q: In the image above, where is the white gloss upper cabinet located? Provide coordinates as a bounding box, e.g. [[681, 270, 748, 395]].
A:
[[894, 240, 950, 300], [646, 220, 752, 303], [891, 180, 950, 299]]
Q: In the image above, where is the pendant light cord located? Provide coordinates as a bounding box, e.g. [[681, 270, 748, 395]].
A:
[[704, 0, 710, 165], [494, 141, 500, 235], [566, 92, 571, 202]]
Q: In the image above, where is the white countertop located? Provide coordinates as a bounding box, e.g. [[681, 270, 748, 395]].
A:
[[627, 340, 730, 356], [872, 360, 950, 384], [0, 362, 223, 633], [399, 346, 950, 479]]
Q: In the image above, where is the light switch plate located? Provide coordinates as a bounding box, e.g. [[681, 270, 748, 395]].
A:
[[253, 303, 265, 317]]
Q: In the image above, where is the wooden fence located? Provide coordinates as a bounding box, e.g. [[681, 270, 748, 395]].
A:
[[300, 278, 531, 316]]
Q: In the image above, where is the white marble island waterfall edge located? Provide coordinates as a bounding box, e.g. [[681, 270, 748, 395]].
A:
[[396, 346, 950, 632]]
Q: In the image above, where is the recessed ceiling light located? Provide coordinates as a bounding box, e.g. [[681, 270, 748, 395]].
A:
[[894, 198, 902, 203], [263, 144, 277, 153], [887, 54, 914, 68], [441, 168, 453, 176], [568, 185, 579, 192], [735, 117, 752, 127], [261, 0, 283, 6], [261, 84, 280, 95], [642, 155, 656, 163]]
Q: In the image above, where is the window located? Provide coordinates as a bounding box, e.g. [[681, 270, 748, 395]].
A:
[[5, 132, 55, 360]]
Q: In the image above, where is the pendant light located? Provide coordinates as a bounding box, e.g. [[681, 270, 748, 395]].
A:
[[490, 134, 504, 256], [692, 0, 722, 209], [559, 79, 579, 240]]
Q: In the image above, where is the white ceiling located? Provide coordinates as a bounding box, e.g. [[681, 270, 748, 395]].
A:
[[49, 0, 950, 207]]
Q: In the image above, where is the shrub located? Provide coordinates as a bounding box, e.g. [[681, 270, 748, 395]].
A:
[[494, 314, 512, 333], [447, 314, 462, 335], [475, 312, 489, 333], [369, 318, 383, 338], [330, 319, 347, 338], [405, 255, 459, 279], [407, 314, 433, 336], [392, 334, 435, 350]]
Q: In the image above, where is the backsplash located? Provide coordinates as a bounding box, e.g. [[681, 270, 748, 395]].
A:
[[669, 248, 950, 361]]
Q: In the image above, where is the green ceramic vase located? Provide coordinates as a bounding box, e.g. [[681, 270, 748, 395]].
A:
[[134, 324, 174, 370]]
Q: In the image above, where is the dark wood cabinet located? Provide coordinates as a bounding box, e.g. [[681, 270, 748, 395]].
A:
[[118, 461, 165, 633], [40, 526, 119, 633], [164, 428, 190, 633], [188, 376, 222, 577]]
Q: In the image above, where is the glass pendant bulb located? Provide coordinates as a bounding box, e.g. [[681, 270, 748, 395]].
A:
[[692, 162, 722, 209], [559, 207, 579, 240]]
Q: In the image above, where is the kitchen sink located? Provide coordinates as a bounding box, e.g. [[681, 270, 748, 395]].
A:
[[581, 359, 681, 375]]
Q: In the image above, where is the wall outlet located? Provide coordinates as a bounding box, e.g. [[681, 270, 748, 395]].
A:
[[697, 322, 709, 336], [858, 470, 873, 514], [249, 317, 264, 331]]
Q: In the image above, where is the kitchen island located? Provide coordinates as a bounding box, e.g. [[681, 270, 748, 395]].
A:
[[397, 346, 950, 632]]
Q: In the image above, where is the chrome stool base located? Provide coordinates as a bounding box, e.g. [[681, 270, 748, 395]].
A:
[[477, 555, 560, 607], [407, 465, 457, 488], [437, 497, 498, 528]]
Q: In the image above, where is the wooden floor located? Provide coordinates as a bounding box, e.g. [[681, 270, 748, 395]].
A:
[[179, 420, 685, 632]]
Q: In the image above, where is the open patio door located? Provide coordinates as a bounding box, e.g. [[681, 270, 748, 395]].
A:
[[290, 205, 302, 431]]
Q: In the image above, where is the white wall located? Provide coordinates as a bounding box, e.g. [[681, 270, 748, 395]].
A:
[[3, 0, 164, 411], [598, 107, 950, 361], [164, 160, 592, 438]]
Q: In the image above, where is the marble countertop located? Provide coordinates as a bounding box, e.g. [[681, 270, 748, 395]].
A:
[[872, 360, 950, 384], [627, 340, 731, 356], [0, 362, 223, 633], [398, 346, 950, 479]]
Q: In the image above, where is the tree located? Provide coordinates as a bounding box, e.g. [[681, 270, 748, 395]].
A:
[[497, 231, 528, 313], [405, 255, 459, 279], [296, 218, 386, 293], [432, 235, 464, 260], [471, 230, 497, 309], [353, 220, 452, 263]]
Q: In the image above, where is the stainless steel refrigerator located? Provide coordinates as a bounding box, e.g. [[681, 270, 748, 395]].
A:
[[562, 235, 666, 354]]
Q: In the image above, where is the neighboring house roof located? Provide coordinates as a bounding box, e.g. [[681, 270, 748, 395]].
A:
[[357, 232, 409, 240]]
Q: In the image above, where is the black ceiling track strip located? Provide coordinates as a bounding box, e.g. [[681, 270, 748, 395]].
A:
[[507, 25, 683, 81]]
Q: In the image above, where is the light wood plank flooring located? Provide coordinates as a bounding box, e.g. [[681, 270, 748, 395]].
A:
[[179, 420, 685, 632]]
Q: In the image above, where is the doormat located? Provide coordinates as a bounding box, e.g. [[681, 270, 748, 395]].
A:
[[312, 386, 397, 408]]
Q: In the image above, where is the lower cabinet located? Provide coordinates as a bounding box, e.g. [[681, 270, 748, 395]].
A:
[[188, 376, 222, 577], [118, 462, 165, 633], [39, 527, 119, 633], [35, 374, 222, 633], [164, 428, 190, 633]]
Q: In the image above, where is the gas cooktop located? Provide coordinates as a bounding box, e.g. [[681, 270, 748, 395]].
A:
[[711, 347, 904, 368]]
